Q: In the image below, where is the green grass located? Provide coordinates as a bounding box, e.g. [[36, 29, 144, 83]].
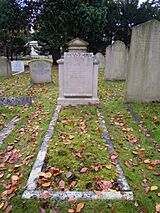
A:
[[0, 68, 159, 212]]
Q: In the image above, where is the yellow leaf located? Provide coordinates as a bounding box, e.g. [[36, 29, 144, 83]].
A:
[[76, 202, 85, 213], [151, 186, 158, 191], [106, 164, 112, 170], [68, 209, 75, 213], [44, 172, 52, 178], [42, 182, 51, 188], [0, 202, 4, 210], [11, 175, 19, 181]]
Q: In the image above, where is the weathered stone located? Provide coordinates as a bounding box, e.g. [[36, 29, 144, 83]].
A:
[[67, 38, 89, 53], [57, 39, 99, 106], [125, 19, 160, 102], [29, 60, 52, 83], [0, 57, 12, 76], [95, 52, 105, 69], [0, 96, 33, 107], [104, 41, 128, 80], [11, 61, 24, 73]]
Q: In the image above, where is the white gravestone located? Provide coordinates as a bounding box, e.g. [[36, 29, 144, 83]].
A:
[[125, 19, 160, 103], [104, 41, 128, 80], [11, 61, 24, 73], [0, 57, 12, 77], [95, 52, 105, 69], [29, 60, 52, 83], [57, 38, 99, 106]]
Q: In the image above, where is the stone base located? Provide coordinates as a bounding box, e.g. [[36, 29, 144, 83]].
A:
[[57, 98, 99, 106]]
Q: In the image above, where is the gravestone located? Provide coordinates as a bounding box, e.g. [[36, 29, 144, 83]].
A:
[[29, 60, 52, 83], [104, 41, 128, 80], [0, 57, 12, 76], [125, 19, 160, 102], [95, 52, 104, 69], [11, 61, 24, 73], [57, 38, 99, 106]]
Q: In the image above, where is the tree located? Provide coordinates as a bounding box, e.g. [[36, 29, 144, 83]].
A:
[[0, 0, 31, 60], [33, 0, 109, 63]]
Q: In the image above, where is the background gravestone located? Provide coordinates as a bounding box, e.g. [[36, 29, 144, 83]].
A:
[[29, 60, 52, 83], [0, 57, 12, 77], [57, 38, 99, 106], [11, 61, 24, 73], [104, 41, 128, 80], [95, 52, 104, 69], [125, 19, 160, 103]]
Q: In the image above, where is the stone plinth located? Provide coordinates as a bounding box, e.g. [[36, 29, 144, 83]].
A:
[[125, 19, 160, 102], [0, 57, 12, 77], [95, 52, 105, 69], [104, 41, 128, 80], [57, 52, 99, 106], [29, 60, 52, 83]]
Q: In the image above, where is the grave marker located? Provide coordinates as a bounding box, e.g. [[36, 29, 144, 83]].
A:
[[0, 57, 12, 76]]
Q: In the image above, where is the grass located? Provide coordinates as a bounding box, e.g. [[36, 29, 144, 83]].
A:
[[0, 68, 159, 212]]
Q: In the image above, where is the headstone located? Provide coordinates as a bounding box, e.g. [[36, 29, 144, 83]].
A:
[[0, 96, 33, 107], [104, 41, 128, 80], [57, 38, 99, 106], [125, 19, 160, 102], [11, 61, 24, 73], [95, 52, 105, 69], [0, 57, 12, 76], [29, 60, 52, 83]]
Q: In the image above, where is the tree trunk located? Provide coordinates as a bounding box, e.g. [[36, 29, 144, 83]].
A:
[[52, 48, 61, 65]]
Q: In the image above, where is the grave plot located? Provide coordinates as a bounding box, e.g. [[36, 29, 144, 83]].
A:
[[98, 71, 160, 212], [23, 104, 133, 200], [0, 73, 30, 97], [0, 69, 58, 209]]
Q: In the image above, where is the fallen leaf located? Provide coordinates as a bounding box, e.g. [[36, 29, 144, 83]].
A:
[[68, 198, 77, 204], [11, 175, 19, 181], [0, 172, 4, 178], [5, 204, 12, 213], [76, 203, 85, 213], [42, 182, 51, 188], [106, 164, 112, 170], [68, 209, 75, 213], [69, 135, 74, 140], [0, 203, 4, 210], [40, 192, 51, 199], [80, 167, 88, 173], [94, 190, 102, 196], [151, 186, 158, 191], [124, 160, 132, 168], [156, 203, 160, 212], [44, 172, 52, 179]]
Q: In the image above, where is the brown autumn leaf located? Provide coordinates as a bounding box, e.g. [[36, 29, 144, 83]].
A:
[[5, 204, 13, 213], [70, 181, 77, 189], [124, 160, 132, 168], [75, 152, 83, 159], [68, 198, 77, 204], [69, 135, 74, 140], [11, 175, 19, 181], [0, 172, 4, 178], [111, 155, 118, 160], [68, 209, 75, 213], [44, 172, 52, 179], [156, 203, 160, 213], [42, 182, 51, 188], [94, 190, 102, 196], [40, 192, 51, 199], [80, 167, 88, 173], [76, 203, 85, 213]]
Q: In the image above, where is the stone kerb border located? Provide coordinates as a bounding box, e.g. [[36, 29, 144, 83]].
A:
[[0, 116, 21, 146], [22, 105, 134, 201]]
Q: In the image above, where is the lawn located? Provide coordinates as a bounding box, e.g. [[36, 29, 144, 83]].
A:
[[0, 68, 159, 212]]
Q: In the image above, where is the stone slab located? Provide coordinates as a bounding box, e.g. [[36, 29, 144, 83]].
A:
[[105, 41, 128, 80], [29, 60, 52, 83], [0, 96, 33, 107], [11, 61, 24, 73], [95, 52, 105, 69], [125, 19, 160, 102], [0, 57, 12, 76]]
